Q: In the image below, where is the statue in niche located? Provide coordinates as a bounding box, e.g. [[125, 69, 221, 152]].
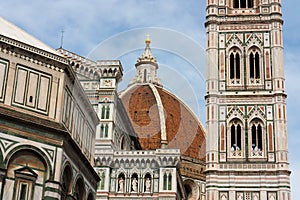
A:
[[145, 178, 151, 192], [131, 178, 138, 192], [118, 177, 124, 192]]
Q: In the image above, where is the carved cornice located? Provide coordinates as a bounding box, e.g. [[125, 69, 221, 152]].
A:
[[206, 14, 283, 27], [95, 149, 181, 168], [0, 45, 64, 73], [0, 35, 68, 65]]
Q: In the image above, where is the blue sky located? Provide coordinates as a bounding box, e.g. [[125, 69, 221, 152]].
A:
[[1, 0, 299, 198]]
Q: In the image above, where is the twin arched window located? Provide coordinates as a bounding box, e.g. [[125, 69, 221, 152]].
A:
[[233, 0, 254, 8], [228, 47, 261, 85], [100, 124, 109, 138], [163, 172, 172, 190], [101, 105, 110, 119], [228, 118, 264, 158]]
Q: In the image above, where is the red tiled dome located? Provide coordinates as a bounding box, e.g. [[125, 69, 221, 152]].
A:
[[119, 84, 206, 161]]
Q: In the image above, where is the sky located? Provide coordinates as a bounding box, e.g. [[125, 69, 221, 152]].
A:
[[0, 0, 299, 198]]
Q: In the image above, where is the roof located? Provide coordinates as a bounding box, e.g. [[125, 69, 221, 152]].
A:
[[0, 16, 59, 55], [119, 83, 206, 161]]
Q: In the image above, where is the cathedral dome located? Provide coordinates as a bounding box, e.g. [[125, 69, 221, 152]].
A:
[[119, 37, 206, 162], [119, 83, 206, 161]]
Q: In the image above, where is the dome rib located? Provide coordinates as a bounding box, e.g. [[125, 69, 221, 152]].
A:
[[149, 84, 167, 147]]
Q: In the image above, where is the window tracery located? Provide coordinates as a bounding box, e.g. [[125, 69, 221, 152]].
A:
[[228, 119, 244, 158], [228, 48, 242, 85], [163, 171, 172, 191], [248, 48, 262, 85], [250, 119, 264, 157], [230, 52, 240, 80], [101, 105, 110, 119]]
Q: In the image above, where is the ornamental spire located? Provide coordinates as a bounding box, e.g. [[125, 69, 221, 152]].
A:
[[129, 36, 161, 86], [136, 35, 157, 64]]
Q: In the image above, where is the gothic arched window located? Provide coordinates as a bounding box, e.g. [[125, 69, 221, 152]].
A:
[[100, 124, 104, 138], [230, 52, 241, 80], [249, 51, 260, 79], [228, 119, 243, 157], [168, 173, 172, 190], [231, 124, 241, 150], [228, 48, 242, 86], [163, 172, 172, 191], [163, 173, 167, 190], [101, 106, 105, 119], [105, 106, 110, 119], [250, 119, 264, 156], [104, 124, 109, 137]]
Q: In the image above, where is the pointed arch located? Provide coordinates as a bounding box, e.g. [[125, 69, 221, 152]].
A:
[[249, 118, 265, 157], [105, 105, 110, 119], [118, 173, 125, 192], [104, 124, 109, 137], [248, 47, 262, 84], [100, 124, 104, 138], [131, 173, 139, 192], [228, 118, 244, 157], [144, 173, 152, 192], [228, 47, 242, 85], [101, 106, 105, 119]]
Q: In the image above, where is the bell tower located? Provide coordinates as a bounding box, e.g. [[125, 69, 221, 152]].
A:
[[205, 0, 290, 200]]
